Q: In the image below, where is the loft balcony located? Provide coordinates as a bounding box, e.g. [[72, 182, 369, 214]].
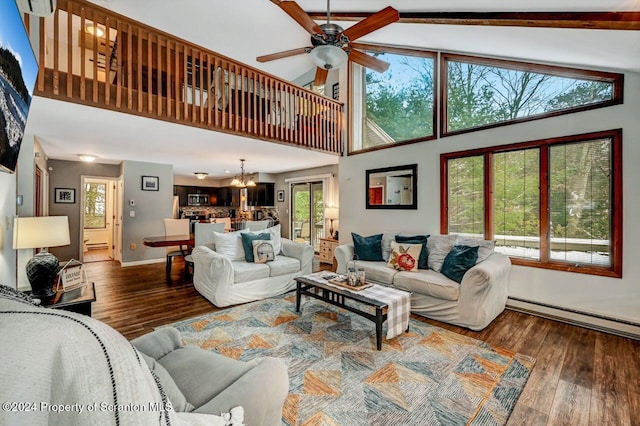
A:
[[30, 0, 343, 155]]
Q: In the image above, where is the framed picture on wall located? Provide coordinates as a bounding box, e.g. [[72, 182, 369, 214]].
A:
[[332, 83, 339, 100], [277, 190, 285, 202], [54, 188, 75, 204], [141, 176, 159, 191]]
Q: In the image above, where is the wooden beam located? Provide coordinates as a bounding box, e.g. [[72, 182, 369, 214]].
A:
[[307, 11, 640, 31]]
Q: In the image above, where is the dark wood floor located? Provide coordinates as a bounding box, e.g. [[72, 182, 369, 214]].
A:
[[88, 258, 640, 426]]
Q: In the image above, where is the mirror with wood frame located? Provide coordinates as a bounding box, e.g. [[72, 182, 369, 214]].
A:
[[366, 164, 417, 209]]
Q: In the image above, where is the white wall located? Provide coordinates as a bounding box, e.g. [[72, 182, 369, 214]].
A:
[[339, 71, 640, 326], [0, 172, 16, 287]]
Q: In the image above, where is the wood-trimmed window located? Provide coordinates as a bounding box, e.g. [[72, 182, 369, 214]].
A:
[[441, 129, 622, 278], [349, 45, 437, 154], [441, 54, 624, 137]]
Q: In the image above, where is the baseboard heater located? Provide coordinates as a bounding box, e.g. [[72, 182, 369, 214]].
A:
[[86, 242, 109, 250], [506, 297, 640, 341]]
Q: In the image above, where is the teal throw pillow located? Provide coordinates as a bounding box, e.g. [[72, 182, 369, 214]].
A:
[[440, 245, 479, 283], [240, 232, 270, 262], [351, 233, 384, 261], [395, 235, 430, 269]]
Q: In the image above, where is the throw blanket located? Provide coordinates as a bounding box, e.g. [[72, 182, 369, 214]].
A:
[[0, 286, 243, 426]]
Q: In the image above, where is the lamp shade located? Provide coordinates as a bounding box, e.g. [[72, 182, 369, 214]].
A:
[[13, 216, 71, 249], [324, 207, 339, 220], [310, 45, 348, 70]]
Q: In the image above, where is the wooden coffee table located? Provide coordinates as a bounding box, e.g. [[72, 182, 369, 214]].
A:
[[295, 275, 393, 350]]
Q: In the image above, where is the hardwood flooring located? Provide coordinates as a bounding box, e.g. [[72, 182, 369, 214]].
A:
[[88, 258, 640, 426]]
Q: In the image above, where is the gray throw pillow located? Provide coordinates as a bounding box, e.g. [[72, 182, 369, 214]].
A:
[[427, 234, 458, 272], [381, 232, 398, 262], [139, 352, 194, 412]]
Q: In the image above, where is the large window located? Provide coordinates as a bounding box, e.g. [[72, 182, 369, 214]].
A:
[[443, 54, 622, 135], [84, 182, 106, 228], [441, 130, 622, 277], [352, 47, 436, 152]]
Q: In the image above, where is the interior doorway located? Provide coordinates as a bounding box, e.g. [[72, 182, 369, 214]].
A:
[[80, 176, 119, 263], [291, 181, 325, 251]]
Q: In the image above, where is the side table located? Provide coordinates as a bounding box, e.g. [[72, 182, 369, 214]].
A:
[[38, 282, 96, 316]]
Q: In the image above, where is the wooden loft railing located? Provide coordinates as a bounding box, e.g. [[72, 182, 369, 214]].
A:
[[30, 0, 343, 155]]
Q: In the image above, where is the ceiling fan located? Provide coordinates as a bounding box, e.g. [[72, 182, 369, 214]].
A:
[[257, 0, 399, 87]]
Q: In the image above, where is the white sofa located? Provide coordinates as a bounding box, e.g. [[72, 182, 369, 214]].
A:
[[191, 225, 313, 307], [335, 234, 511, 330]]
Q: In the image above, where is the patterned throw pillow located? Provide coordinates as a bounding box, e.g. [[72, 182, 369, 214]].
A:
[[395, 234, 430, 269], [387, 241, 423, 272], [241, 232, 270, 262], [252, 240, 275, 263]]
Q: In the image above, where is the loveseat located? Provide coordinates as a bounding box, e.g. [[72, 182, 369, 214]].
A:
[[0, 286, 288, 426], [192, 224, 314, 307], [335, 233, 511, 330]]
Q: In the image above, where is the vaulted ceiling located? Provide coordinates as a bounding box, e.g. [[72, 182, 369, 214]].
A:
[[26, 0, 640, 178]]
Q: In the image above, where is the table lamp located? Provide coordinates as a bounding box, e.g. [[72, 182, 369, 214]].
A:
[[13, 216, 71, 299], [324, 207, 339, 239]]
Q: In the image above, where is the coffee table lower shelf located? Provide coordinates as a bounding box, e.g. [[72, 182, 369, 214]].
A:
[[295, 278, 393, 350]]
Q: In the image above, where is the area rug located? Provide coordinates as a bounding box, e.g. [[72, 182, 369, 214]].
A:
[[167, 294, 535, 426]]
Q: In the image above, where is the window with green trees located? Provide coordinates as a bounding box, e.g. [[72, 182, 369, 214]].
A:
[[84, 182, 106, 228], [356, 48, 435, 151], [441, 130, 622, 277], [443, 54, 621, 135]]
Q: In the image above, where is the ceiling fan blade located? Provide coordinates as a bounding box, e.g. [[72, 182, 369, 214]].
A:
[[273, 0, 323, 35], [314, 68, 329, 87], [348, 49, 390, 73], [342, 6, 399, 41], [256, 47, 311, 63]]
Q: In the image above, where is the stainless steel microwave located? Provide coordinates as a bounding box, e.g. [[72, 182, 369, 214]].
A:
[[187, 194, 209, 206]]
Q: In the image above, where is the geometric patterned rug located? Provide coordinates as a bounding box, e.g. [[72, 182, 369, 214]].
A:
[[168, 293, 535, 426]]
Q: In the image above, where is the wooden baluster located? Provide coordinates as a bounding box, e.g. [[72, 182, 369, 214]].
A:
[[126, 25, 133, 109], [147, 31, 152, 113], [191, 49, 197, 123], [116, 18, 122, 108], [233, 65, 239, 131], [92, 13, 98, 102], [240, 67, 245, 132], [258, 75, 264, 137], [136, 28, 143, 111], [80, 7, 86, 100], [252, 71, 257, 135], [224, 61, 230, 129], [52, 7, 59, 95], [37, 16, 45, 92], [199, 51, 204, 123], [166, 40, 172, 118], [183, 45, 188, 121], [206, 54, 212, 126], [105, 17, 111, 105], [213, 58, 220, 128], [276, 81, 281, 140], [157, 35, 162, 116], [174, 42, 180, 120], [67, 4, 73, 98]]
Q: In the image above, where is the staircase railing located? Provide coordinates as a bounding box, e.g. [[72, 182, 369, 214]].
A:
[[30, 0, 343, 155]]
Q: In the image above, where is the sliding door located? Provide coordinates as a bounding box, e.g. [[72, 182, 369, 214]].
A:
[[291, 181, 324, 251]]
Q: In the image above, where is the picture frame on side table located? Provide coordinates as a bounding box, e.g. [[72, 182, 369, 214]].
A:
[[141, 176, 159, 191], [277, 190, 285, 202], [54, 188, 75, 204]]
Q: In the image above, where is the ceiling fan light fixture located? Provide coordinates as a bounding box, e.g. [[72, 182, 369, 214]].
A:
[[310, 45, 348, 70]]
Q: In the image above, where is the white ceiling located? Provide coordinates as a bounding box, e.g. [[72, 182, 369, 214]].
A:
[[26, 0, 640, 178]]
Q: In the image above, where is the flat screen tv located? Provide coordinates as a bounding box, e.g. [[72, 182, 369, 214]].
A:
[[0, 1, 38, 173]]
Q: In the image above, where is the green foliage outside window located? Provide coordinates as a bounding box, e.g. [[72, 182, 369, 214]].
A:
[[446, 61, 613, 133], [84, 183, 106, 228], [363, 52, 434, 148]]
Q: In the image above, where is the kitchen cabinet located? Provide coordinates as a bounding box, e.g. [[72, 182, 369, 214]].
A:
[[246, 183, 275, 206], [217, 187, 239, 207], [174, 185, 218, 206]]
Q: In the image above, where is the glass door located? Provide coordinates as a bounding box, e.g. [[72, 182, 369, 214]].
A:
[[291, 181, 324, 251]]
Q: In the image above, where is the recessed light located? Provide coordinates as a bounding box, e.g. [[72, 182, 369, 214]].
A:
[[224, 170, 230, 173], [78, 154, 96, 162]]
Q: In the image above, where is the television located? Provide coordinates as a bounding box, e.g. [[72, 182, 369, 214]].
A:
[[0, 0, 38, 173]]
